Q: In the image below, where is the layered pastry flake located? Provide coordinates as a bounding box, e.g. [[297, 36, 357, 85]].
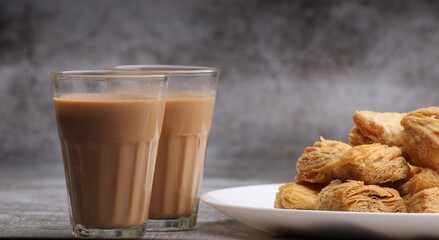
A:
[[401, 107, 439, 171], [274, 182, 320, 210], [296, 137, 351, 184], [349, 111, 405, 147], [398, 168, 439, 199], [406, 164, 423, 181], [316, 180, 406, 212], [406, 187, 439, 213], [334, 143, 410, 184]]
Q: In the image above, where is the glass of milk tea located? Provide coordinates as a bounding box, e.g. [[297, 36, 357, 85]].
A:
[[51, 70, 168, 237], [107, 65, 219, 231]]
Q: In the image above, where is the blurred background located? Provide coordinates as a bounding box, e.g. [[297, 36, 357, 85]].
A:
[[1, 0, 439, 183]]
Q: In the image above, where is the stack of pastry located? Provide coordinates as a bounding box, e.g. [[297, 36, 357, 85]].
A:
[[275, 107, 439, 213]]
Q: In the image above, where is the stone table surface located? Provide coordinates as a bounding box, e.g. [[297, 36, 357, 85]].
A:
[[0, 164, 301, 239]]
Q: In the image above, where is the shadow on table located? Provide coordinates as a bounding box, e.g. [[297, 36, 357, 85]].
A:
[[271, 224, 439, 240], [195, 220, 439, 240], [2, 219, 439, 240], [195, 219, 302, 240]]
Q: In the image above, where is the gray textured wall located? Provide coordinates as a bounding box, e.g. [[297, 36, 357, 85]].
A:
[[1, 0, 439, 181]]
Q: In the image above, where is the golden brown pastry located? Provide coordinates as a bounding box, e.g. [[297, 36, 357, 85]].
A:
[[316, 180, 406, 212], [401, 107, 439, 171], [406, 164, 423, 180], [349, 111, 405, 147], [399, 168, 439, 199], [381, 164, 424, 190], [274, 182, 320, 210], [296, 137, 351, 184], [349, 126, 374, 146], [333, 143, 410, 184], [406, 187, 439, 213]]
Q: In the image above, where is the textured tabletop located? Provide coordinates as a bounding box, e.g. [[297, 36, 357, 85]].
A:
[[0, 164, 296, 239]]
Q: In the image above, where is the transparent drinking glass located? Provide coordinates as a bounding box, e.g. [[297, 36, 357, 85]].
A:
[[51, 70, 168, 237], [107, 65, 219, 231]]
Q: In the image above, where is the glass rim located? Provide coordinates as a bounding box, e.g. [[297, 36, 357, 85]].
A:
[[51, 70, 167, 79], [106, 65, 219, 75]]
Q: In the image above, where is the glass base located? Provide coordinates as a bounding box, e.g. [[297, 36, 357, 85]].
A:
[[72, 223, 146, 238], [145, 213, 197, 231]]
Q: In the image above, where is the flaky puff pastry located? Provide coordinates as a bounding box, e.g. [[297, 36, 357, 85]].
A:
[[406, 187, 439, 213], [333, 143, 410, 184], [406, 164, 423, 181], [381, 164, 424, 190], [316, 180, 406, 212], [274, 182, 321, 210], [349, 111, 405, 147], [296, 137, 351, 184], [401, 107, 439, 171], [398, 168, 439, 200]]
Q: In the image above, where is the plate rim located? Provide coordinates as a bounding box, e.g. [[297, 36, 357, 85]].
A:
[[201, 183, 439, 218]]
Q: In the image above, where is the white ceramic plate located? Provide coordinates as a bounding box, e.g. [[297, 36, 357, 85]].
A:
[[201, 183, 439, 239]]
